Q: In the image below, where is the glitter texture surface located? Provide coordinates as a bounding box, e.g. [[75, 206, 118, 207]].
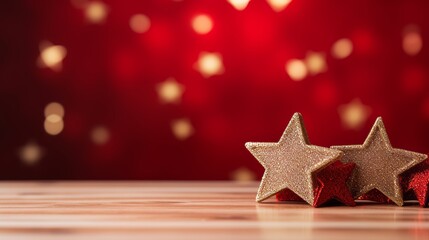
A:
[[331, 117, 427, 206], [276, 161, 356, 207], [313, 161, 356, 207], [402, 158, 429, 207], [359, 189, 390, 203], [245, 113, 343, 205], [276, 188, 303, 202]]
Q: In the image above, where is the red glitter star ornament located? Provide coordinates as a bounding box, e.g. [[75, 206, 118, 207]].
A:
[[401, 158, 429, 207], [358, 189, 390, 203], [313, 161, 356, 207], [276, 161, 356, 207], [276, 188, 303, 202]]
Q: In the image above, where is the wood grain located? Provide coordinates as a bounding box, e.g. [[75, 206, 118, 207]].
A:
[[0, 181, 427, 240]]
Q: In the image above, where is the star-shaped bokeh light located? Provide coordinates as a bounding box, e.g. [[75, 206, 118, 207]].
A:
[[267, 0, 292, 12], [227, 0, 251, 11], [37, 42, 67, 72]]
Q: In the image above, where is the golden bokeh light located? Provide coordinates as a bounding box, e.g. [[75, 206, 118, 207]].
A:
[[156, 77, 185, 104], [38, 42, 67, 71], [196, 52, 225, 78], [331, 38, 353, 59], [285, 59, 308, 81], [191, 14, 213, 35], [45, 114, 62, 123], [338, 98, 371, 130], [44, 101, 65, 135], [129, 14, 151, 33], [90, 126, 110, 145], [227, 0, 251, 11], [267, 0, 292, 12], [85, 1, 108, 24], [44, 116, 64, 135], [230, 167, 256, 182], [305, 52, 327, 75], [171, 118, 194, 140], [44, 102, 65, 118], [19, 142, 43, 165], [403, 26, 422, 56]]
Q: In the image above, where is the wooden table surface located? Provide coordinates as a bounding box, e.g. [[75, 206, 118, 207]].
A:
[[0, 181, 427, 240]]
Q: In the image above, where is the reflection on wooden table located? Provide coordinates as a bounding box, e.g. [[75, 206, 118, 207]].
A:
[[0, 181, 427, 239]]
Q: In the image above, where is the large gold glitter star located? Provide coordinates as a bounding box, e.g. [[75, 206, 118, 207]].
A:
[[331, 117, 427, 206], [245, 113, 343, 205]]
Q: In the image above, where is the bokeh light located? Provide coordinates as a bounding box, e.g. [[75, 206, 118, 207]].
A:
[[196, 52, 224, 78], [44, 102, 65, 118], [286, 59, 308, 81], [129, 14, 151, 34], [266, 0, 292, 12], [84, 1, 108, 24], [38, 42, 67, 71], [305, 52, 327, 75], [19, 142, 43, 165], [191, 14, 213, 35], [156, 78, 185, 104], [44, 117, 64, 135], [331, 38, 353, 59], [171, 119, 194, 140], [90, 126, 110, 145], [403, 26, 423, 56], [230, 167, 256, 182], [227, 0, 251, 11], [338, 99, 371, 130]]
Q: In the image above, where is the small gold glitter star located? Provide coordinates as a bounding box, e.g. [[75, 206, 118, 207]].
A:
[[331, 117, 427, 206], [245, 113, 343, 205]]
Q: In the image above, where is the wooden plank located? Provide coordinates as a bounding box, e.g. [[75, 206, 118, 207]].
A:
[[0, 181, 427, 240]]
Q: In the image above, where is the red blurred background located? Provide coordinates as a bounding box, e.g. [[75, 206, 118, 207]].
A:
[[1, 0, 428, 180]]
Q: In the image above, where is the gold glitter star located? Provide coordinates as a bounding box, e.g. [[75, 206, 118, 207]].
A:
[[245, 113, 343, 205], [331, 117, 427, 206]]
